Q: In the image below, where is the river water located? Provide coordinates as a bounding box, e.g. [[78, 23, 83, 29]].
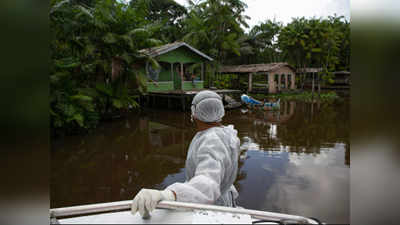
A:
[[51, 99, 349, 223]]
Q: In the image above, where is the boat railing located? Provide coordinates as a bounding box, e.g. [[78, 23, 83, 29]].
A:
[[50, 200, 321, 224]]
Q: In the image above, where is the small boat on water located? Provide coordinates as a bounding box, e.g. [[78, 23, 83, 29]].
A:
[[50, 200, 322, 224], [241, 94, 280, 110]]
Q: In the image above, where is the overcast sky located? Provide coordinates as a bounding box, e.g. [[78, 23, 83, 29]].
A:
[[175, 0, 350, 29]]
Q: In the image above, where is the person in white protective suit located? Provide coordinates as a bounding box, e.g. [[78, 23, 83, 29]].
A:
[[131, 90, 240, 217]]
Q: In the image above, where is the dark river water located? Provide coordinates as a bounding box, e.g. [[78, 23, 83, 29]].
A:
[[51, 99, 349, 224]]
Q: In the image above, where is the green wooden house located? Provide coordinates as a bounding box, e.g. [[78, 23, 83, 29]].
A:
[[139, 42, 213, 92]]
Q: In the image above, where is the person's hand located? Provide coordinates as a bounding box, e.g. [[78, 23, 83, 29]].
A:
[[131, 189, 175, 217]]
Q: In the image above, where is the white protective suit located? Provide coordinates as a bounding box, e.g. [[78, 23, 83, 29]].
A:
[[166, 124, 240, 206], [131, 90, 240, 216]]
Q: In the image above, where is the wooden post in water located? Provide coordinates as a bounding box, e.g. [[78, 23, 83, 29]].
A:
[[318, 72, 321, 96], [312, 72, 315, 97], [248, 73, 253, 92], [181, 96, 185, 111]]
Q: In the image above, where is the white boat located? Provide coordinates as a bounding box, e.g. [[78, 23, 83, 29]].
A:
[[50, 200, 322, 224]]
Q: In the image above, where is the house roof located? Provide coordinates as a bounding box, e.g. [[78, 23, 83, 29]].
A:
[[139, 42, 213, 61], [219, 63, 295, 74]]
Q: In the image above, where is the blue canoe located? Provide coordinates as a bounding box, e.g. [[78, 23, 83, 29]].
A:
[[241, 94, 280, 108]]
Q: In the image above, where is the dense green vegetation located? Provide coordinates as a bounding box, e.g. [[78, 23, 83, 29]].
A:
[[50, 0, 160, 134], [278, 16, 350, 88], [50, 0, 350, 134]]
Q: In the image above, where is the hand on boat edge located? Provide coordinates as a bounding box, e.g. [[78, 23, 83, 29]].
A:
[[131, 189, 176, 218]]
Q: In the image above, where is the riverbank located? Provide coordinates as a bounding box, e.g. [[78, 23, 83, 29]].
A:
[[249, 91, 340, 103]]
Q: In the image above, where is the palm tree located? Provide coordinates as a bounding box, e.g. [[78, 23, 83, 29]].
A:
[[50, 0, 161, 132], [181, 0, 249, 86]]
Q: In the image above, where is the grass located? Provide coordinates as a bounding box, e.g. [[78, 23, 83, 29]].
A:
[[248, 91, 339, 103]]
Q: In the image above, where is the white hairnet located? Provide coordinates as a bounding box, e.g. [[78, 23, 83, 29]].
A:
[[191, 90, 225, 123]]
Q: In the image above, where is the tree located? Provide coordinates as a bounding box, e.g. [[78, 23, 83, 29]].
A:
[[183, 0, 249, 62], [248, 19, 283, 63], [182, 0, 249, 86], [278, 16, 349, 92], [331, 16, 350, 71], [50, 0, 161, 134], [130, 0, 187, 43]]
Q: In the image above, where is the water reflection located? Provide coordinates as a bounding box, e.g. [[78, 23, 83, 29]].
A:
[[226, 99, 349, 223], [51, 99, 349, 223], [51, 110, 194, 207], [225, 99, 349, 159]]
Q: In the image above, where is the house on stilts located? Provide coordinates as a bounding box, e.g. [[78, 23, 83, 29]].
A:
[[139, 42, 213, 92], [138, 42, 241, 111]]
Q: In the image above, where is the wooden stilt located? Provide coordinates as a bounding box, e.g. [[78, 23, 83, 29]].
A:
[[181, 96, 185, 111], [248, 73, 253, 92], [312, 72, 315, 97]]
